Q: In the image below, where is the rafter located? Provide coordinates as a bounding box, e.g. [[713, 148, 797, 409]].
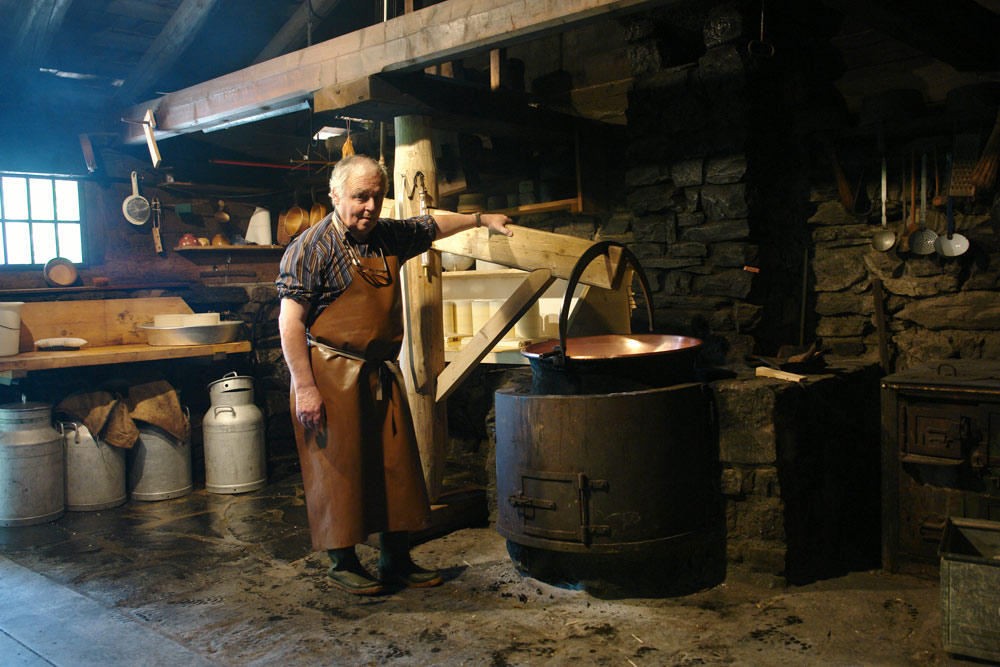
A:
[[113, 0, 221, 106], [253, 0, 345, 64], [10, 0, 74, 74]]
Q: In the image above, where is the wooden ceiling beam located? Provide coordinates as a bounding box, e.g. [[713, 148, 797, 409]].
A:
[[113, 0, 222, 106], [10, 0, 74, 75], [122, 0, 677, 143], [313, 72, 575, 141], [253, 0, 345, 64], [819, 0, 1000, 72]]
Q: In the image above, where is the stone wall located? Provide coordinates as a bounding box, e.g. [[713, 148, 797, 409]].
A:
[[618, 2, 761, 364], [809, 183, 1000, 370], [715, 363, 882, 586]]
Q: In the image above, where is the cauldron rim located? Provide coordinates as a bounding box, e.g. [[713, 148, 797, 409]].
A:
[[521, 333, 702, 361]]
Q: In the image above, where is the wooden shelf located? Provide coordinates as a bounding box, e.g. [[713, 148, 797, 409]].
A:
[[480, 198, 579, 217], [174, 245, 286, 252], [0, 341, 251, 380], [0, 296, 251, 382], [0, 282, 194, 296]]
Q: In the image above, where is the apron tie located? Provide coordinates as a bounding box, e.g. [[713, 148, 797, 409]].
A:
[[308, 335, 406, 404]]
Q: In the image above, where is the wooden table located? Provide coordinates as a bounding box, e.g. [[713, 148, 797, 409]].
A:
[[0, 297, 251, 383], [0, 341, 251, 382]]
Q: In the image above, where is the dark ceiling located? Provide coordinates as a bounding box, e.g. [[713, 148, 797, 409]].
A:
[[0, 0, 405, 179], [0, 0, 998, 183]]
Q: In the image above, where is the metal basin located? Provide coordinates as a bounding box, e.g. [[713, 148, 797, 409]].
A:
[[520, 242, 702, 395], [522, 334, 702, 395]]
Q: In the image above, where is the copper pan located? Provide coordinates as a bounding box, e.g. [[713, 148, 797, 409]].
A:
[[521, 242, 702, 394]]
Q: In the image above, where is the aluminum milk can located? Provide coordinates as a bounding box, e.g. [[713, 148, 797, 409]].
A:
[[128, 419, 193, 501], [0, 398, 64, 526], [60, 421, 126, 511], [203, 372, 266, 494]]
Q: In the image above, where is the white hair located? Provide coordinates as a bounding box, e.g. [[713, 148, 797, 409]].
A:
[[329, 155, 388, 197]]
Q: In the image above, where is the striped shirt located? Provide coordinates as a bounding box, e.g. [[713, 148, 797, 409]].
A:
[[276, 211, 437, 325]]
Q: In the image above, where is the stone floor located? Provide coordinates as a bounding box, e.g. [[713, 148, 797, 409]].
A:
[[0, 460, 973, 666]]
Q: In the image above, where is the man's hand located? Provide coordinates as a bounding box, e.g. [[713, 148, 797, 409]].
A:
[[481, 213, 513, 237], [295, 385, 325, 430]]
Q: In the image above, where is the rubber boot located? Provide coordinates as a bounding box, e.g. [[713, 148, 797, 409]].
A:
[[378, 531, 443, 588], [327, 546, 384, 595]]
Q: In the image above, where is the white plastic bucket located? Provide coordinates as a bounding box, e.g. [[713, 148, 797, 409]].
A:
[[0, 302, 24, 357], [245, 207, 272, 246]]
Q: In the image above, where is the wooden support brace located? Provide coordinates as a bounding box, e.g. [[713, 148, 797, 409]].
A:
[[143, 109, 162, 168], [432, 224, 625, 289], [436, 269, 556, 402]]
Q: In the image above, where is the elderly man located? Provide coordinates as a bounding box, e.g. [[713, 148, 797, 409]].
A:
[[277, 155, 511, 595]]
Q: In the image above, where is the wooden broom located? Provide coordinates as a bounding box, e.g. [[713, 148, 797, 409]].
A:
[[971, 108, 1000, 192]]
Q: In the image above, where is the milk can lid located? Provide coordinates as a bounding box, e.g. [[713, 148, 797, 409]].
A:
[[0, 401, 51, 413]]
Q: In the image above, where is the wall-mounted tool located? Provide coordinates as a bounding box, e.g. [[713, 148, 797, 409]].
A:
[[408, 171, 433, 279], [151, 197, 164, 254], [122, 171, 151, 226]]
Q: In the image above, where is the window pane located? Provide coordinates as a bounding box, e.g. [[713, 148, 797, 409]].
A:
[[0, 225, 5, 263], [57, 223, 82, 262], [2, 177, 28, 220], [33, 222, 57, 263], [5, 222, 31, 263], [54, 180, 80, 221], [29, 178, 54, 220]]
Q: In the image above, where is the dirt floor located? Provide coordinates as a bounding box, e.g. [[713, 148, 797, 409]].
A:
[[0, 461, 974, 666]]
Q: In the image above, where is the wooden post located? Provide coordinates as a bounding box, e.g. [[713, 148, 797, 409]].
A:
[[490, 48, 508, 90], [393, 115, 447, 502]]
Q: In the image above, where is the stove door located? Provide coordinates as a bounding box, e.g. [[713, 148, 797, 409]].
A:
[[510, 469, 584, 543], [902, 403, 973, 462]]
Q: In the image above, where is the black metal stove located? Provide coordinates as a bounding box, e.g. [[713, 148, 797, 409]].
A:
[[881, 360, 1000, 575]]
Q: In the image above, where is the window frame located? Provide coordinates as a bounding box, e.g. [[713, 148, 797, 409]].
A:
[[0, 171, 89, 270]]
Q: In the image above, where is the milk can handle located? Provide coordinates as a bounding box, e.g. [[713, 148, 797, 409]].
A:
[[553, 241, 655, 367], [59, 421, 81, 443], [214, 406, 236, 417], [222, 371, 238, 379]]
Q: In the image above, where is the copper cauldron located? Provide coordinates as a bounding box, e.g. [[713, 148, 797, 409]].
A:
[[521, 242, 702, 395]]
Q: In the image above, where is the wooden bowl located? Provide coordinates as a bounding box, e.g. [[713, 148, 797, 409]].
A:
[[309, 202, 327, 227], [284, 206, 307, 237], [43, 257, 79, 287]]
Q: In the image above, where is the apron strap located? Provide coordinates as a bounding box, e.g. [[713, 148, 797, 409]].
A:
[[308, 335, 407, 404]]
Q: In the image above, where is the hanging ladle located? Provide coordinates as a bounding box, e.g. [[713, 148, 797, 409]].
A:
[[872, 156, 895, 251], [871, 126, 894, 251], [935, 154, 970, 257], [907, 153, 938, 255]]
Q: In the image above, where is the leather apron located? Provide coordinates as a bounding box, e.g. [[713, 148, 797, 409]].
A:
[[291, 249, 431, 550]]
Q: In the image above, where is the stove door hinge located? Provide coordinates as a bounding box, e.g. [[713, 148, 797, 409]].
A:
[[967, 417, 989, 470]]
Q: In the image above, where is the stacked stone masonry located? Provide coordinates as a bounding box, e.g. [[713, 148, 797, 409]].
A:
[[808, 184, 1000, 369]]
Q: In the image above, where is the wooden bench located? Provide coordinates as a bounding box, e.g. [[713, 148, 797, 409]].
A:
[[0, 297, 251, 382]]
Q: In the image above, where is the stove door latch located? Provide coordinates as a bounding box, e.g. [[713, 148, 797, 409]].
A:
[[508, 493, 556, 511]]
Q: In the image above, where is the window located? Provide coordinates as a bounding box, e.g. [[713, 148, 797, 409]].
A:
[[0, 173, 84, 266]]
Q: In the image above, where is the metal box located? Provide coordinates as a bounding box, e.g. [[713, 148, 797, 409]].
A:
[[940, 517, 1000, 662]]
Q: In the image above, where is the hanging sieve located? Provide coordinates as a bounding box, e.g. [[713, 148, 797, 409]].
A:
[[122, 171, 151, 225]]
